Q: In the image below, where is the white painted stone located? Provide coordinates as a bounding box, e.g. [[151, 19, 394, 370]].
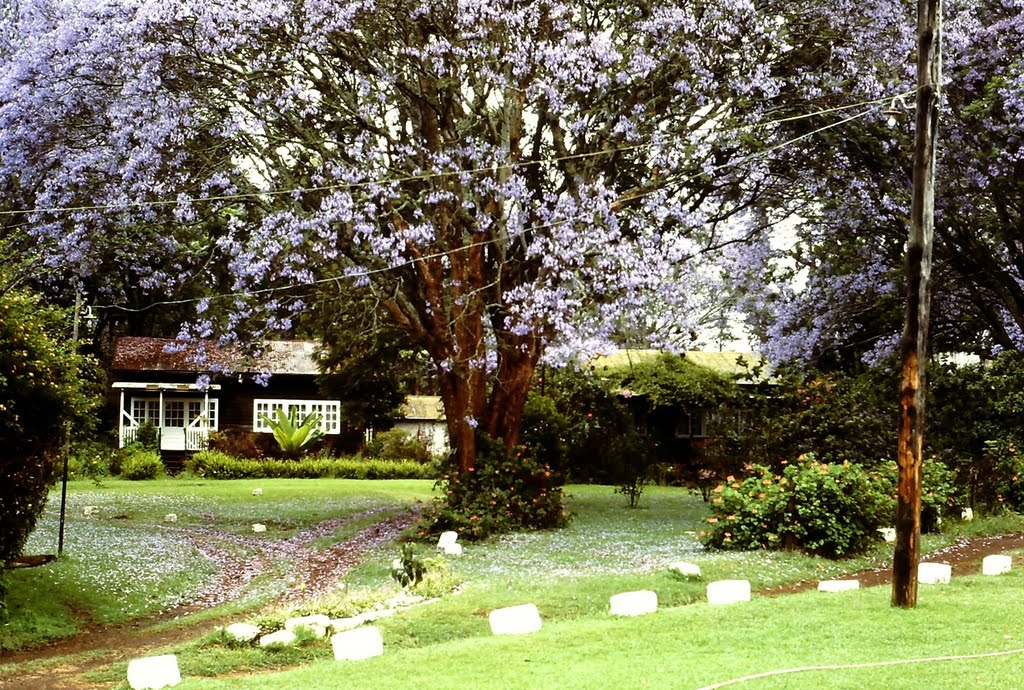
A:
[[962, 507, 974, 521], [817, 579, 860, 593], [919, 562, 952, 585], [442, 542, 464, 556], [285, 614, 331, 638], [668, 561, 702, 578], [609, 590, 658, 616], [357, 608, 396, 624], [163, 513, 177, 523], [84, 506, 99, 516], [223, 622, 261, 643], [126, 654, 181, 690], [259, 630, 297, 647], [330, 617, 361, 633], [706, 579, 752, 605], [252, 487, 263, 496], [252, 523, 267, 533], [331, 626, 384, 661], [983, 554, 1013, 576], [878, 527, 897, 542], [437, 530, 459, 548], [489, 603, 543, 635]]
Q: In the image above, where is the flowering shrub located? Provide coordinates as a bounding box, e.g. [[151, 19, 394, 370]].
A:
[[700, 455, 894, 558], [184, 450, 434, 480], [423, 434, 569, 540]]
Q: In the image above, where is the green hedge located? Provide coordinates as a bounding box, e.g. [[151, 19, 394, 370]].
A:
[[184, 450, 435, 480]]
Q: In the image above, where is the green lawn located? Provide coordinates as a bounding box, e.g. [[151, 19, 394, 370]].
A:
[[4, 479, 1024, 690]]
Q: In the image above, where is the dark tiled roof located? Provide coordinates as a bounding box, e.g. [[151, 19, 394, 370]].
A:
[[111, 337, 322, 375]]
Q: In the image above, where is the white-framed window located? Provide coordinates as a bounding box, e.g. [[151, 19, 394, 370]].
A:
[[675, 410, 708, 439], [131, 398, 160, 424], [253, 399, 341, 435]]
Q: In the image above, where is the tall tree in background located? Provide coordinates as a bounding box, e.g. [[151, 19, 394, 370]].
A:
[[727, 0, 1024, 367], [1, 0, 795, 474]]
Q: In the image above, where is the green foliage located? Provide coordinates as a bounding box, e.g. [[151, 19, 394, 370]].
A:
[[390, 543, 427, 588], [424, 433, 569, 540], [259, 409, 325, 459], [67, 440, 120, 481], [977, 439, 1024, 513], [0, 286, 98, 570], [921, 458, 961, 532], [184, 450, 435, 480], [363, 429, 433, 464], [610, 431, 659, 508], [700, 455, 894, 558], [519, 391, 569, 474], [208, 429, 278, 459], [119, 448, 165, 480], [135, 420, 160, 451]]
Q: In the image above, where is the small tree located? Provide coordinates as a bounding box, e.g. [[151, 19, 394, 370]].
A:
[[0, 288, 96, 572]]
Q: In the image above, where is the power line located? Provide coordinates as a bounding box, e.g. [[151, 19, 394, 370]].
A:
[[93, 96, 896, 315], [0, 91, 911, 220]]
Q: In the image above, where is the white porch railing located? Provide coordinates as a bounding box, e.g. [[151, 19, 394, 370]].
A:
[[119, 425, 211, 452]]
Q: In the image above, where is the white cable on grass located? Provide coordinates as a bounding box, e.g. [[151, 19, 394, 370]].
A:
[[695, 647, 1024, 690]]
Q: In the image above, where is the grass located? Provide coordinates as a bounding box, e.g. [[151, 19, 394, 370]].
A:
[[4, 479, 1024, 689], [172, 567, 1024, 690]]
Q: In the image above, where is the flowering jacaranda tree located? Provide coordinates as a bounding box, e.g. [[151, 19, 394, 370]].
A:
[[725, 0, 1024, 367], [2, 0, 805, 478]]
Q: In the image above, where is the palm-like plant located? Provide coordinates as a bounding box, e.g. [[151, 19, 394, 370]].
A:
[[259, 408, 324, 459]]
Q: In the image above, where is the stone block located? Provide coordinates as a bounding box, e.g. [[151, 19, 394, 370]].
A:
[[919, 562, 952, 585], [609, 590, 658, 617], [489, 603, 543, 635], [437, 530, 459, 548], [223, 622, 261, 643], [331, 626, 384, 661], [126, 654, 181, 690], [961, 507, 974, 521], [252, 487, 263, 496], [817, 579, 860, 593], [442, 542, 464, 556], [84, 506, 99, 516], [330, 617, 361, 633], [668, 561, 702, 578], [982, 554, 1012, 576], [285, 614, 331, 638], [706, 579, 751, 605], [163, 513, 177, 523], [878, 527, 896, 542], [252, 523, 267, 533], [259, 630, 297, 647]]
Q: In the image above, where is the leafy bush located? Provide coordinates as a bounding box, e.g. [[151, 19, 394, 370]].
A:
[[67, 440, 118, 480], [390, 543, 427, 588], [362, 429, 433, 464], [184, 449, 435, 480], [609, 431, 659, 508], [700, 455, 894, 558], [977, 439, 1024, 513], [423, 433, 569, 540], [1, 287, 97, 569], [208, 429, 276, 459], [119, 449, 165, 480], [259, 409, 324, 459], [134, 420, 160, 451]]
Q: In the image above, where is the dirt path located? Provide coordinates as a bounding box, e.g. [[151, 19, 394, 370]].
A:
[[0, 508, 421, 690]]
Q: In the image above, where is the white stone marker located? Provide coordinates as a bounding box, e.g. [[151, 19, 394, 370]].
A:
[[817, 579, 860, 593], [668, 561, 702, 578], [982, 554, 1013, 576], [706, 579, 751, 605], [918, 562, 952, 584], [285, 614, 331, 638], [330, 617, 361, 633], [331, 626, 384, 661], [223, 622, 261, 643], [252, 523, 267, 533], [442, 542, 464, 556], [489, 603, 543, 635], [609, 590, 658, 617], [962, 507, 974, 521], [437, 530, 459, 549], [259, 630, 297, 647], [878, 527, 897, 542], [252, 487, 263, 496], [126, 654, 181, 690], [84, 506, 99, 516], [163, 513, 177, 523]]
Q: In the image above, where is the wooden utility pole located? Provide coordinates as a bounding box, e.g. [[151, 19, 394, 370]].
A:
[[892, 0, 942, 608]]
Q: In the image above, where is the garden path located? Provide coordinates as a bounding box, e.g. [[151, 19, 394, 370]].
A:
[[0, 508, 421, 690]]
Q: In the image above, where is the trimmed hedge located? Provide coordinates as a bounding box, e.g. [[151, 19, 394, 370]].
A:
[[184, 450, 435, 480]]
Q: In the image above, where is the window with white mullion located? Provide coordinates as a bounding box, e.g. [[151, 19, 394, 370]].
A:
[[253, 398, 342, 434]]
